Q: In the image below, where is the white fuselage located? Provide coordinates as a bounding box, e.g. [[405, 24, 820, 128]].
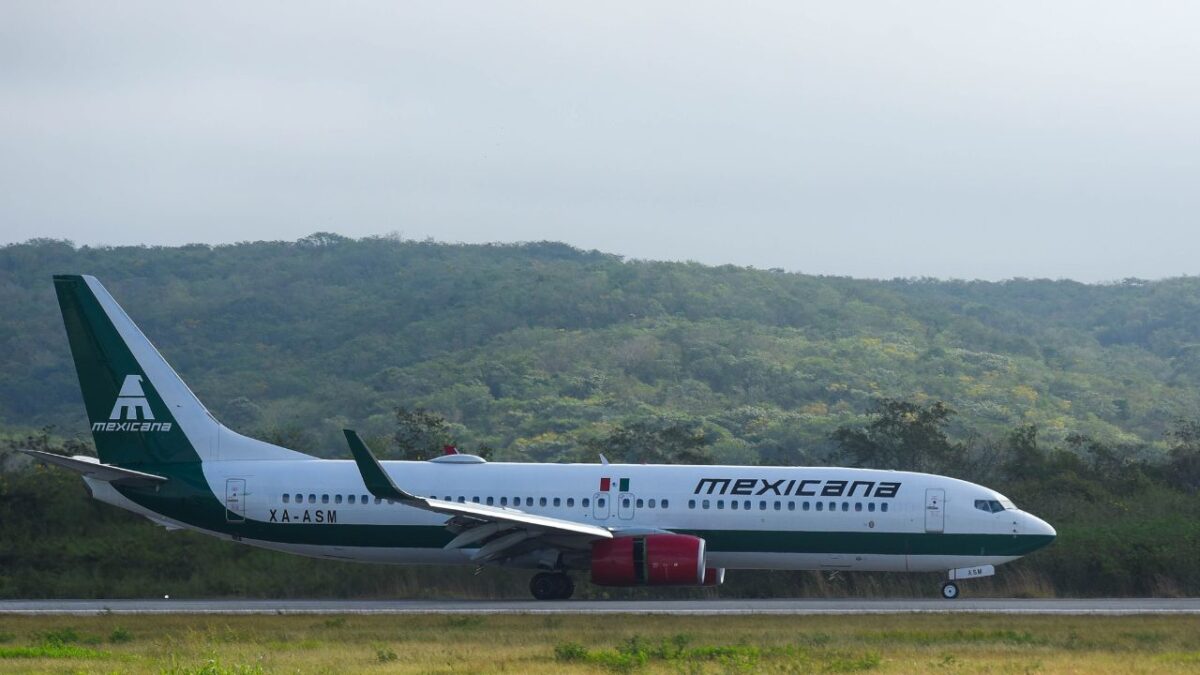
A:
[[92, 458, 1055, 574]]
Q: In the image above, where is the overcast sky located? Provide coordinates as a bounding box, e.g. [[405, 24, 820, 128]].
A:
[[2, 2, 1198, 281]]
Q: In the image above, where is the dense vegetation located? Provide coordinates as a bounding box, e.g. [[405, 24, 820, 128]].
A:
[[1, 235, 1198, 598]]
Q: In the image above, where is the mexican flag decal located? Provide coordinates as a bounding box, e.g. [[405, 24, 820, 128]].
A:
[[599, 478, 630, 492]]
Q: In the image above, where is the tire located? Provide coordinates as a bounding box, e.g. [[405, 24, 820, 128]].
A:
[[941, 582, 960, 600], [530, 572, 557, 601]]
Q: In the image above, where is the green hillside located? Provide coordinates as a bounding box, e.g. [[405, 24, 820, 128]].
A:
[[3, 235, 1199, 598], [2, 234, 1198, 459]]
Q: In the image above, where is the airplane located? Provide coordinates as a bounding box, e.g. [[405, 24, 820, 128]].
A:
[[24, 274, 1056, 601]]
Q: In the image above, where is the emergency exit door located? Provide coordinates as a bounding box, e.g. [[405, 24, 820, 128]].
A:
[[924, 488, 944, 533]]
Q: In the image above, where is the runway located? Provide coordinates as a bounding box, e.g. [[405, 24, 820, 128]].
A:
[[2, 598, 1198, 615]]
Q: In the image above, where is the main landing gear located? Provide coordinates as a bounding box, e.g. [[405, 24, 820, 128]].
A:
[[530, 572, 575, 601], [940, 582, 959, 600]]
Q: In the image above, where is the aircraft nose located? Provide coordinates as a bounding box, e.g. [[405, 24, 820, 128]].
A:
[[1026, 513, 1056, 539]]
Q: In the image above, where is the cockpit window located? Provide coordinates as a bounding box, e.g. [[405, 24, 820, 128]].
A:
[[974, 499, 1005, 513], [997, 497, 1017, 510]]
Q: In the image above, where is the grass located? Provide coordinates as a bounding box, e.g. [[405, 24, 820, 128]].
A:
[[0, 613, 1197, 673]]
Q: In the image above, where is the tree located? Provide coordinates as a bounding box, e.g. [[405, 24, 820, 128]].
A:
[[830, 399, 964, 473], [1166, 419, 1200, 494], [393, 407, 457, 461], [583, 420, 711, 465], [1002, 424, 1044, 481]]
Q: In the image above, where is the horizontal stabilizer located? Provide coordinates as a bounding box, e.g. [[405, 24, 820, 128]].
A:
[[21, 449, 167, 487]]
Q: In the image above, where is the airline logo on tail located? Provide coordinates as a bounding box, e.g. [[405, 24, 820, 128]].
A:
[[92, 375, 173, 433], [110, 375, 154, 421]]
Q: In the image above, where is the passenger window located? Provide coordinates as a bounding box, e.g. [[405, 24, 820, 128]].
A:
[[500, 497, 508, 506], [308, 494, 316, 504], [348, 495, 356, 505], [295, 493, 302, 503], [636, 498, 644, 508], [582, 498, 590, 507], [472, 497, 480, 503], [759, 501, 767, 511], [374, 497, 382, 504], [702, 500, 710, 509], [828, 501, 836, 511], [457, 497, 465, 503], [648, 499, 656, 508], [689, 499, 696, 509], [854, 502, 861, 511], [598, 498, 606, 508], [731, 500, 739, 510], [868, 502, 875, 512], [335, 495, 343, 504], [774, 501, 781, 511], [662, 499, 669, 509], [623, 498, 631, 508], [321, 494, 329, 504], [816, 502, 823, 511], [881, 503, 889, 512], [841, 502, 849, 512], [486, 497, 494, 505], [283, 494, 290, 504], [744, 500, 750, 510], [362, 495, 369, 504], [526, 497, 533, 507], [717, 500, 725, 510], [803, 501, 811, 511], [787, 501, 795, 511], [540, 497, 548, 506]]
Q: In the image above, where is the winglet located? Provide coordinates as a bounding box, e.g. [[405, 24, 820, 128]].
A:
[[343, 430, 418, 502]]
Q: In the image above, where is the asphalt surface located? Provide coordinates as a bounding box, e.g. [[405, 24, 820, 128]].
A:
[[1, 599, 1198, 615]]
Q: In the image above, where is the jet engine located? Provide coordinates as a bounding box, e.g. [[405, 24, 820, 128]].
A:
[[590, 534, 706, 586]]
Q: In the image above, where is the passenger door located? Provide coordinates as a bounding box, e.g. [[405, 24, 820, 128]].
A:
[[592, 492, 610, 520], [924, 488, 944, 533], [618, 492, 635, 520]]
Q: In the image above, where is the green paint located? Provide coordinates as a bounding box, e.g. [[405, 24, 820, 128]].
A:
[[344, 429, 410, 501], [53, 275, 200, 467]]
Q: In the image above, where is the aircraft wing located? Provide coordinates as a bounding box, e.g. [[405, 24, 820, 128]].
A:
[[343, 430, 612, 562], [20, 449, 167, 487]]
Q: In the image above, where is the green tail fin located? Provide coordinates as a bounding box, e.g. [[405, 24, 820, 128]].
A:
[[54, 275, 214, 466]]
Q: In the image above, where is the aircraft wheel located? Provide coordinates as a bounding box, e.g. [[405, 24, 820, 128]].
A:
[[941, 582, 960, 600], [530, 572, 558, 600]]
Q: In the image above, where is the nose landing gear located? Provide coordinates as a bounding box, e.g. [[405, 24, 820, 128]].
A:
[[940, 564, 994, 599], [530, 572, 575, 600]]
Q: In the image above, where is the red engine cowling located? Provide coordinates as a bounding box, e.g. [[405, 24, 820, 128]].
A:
[[590, 534, 706, 586], [702, 567, 726, 586]]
